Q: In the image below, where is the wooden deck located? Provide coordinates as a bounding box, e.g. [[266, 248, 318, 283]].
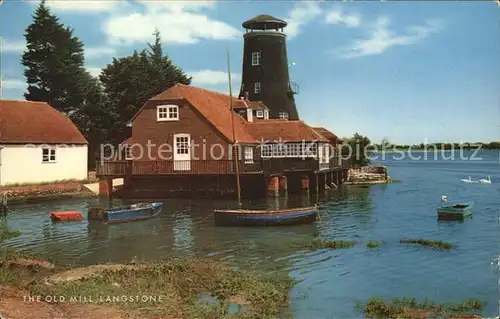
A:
[[96, 158, 348, 178]]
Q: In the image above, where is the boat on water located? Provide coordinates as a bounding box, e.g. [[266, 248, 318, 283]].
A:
[[50, 210, 84, 222], [87, 202, 163, 224], [214, 205, 318, 226], [437, 202, 473, 220], [213, 50, 317, 227]]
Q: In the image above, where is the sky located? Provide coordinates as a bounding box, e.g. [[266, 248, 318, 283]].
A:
[[1, 0, 499, 145]]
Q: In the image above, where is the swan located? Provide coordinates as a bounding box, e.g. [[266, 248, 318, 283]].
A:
[[461, 176, 473, 183], [479, 175, 491, 184]]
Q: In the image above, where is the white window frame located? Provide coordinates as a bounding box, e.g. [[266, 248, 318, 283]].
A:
[[157, 104, 179, 121], [278, 112, 289, 120], [254, 82, 261, 94], [260, 142, 318, 158], [251, 52, 261, 66], [175, 135, 190, 155], [124, 146, 133, 160], [244, 147, 254, 164], [256, 110, 264, 118], [42, 148, 56, 163], [261, 144, 272, 157]]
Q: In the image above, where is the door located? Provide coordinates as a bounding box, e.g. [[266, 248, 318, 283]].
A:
[[173, 134, 190, 171]]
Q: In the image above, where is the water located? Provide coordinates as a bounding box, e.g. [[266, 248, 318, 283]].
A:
[[2, 150, 500, 318]]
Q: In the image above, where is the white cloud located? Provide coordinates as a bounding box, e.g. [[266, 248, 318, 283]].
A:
[[85, 47, 117, 59], [334, 16, 443, 59], [35, 0, 127, 13], [102, 1, 240, 45], [86, 67, 102, 78], [138, 0, 215, 13], [285, 2, 322, 39], [188, 70, 241, 86], [1, 38, 25, 53], [325, 8, 361, 28], [2, 79, 26, 90]]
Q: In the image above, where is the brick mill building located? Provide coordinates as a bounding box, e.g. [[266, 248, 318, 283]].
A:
[[96, 14, 348, 198]]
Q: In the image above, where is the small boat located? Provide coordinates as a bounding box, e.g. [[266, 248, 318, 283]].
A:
[[214, 205, 318, 226], [50, 211, 84, 222], [87, 202, 163, 224], [437, 202, 473, 220], [479, 175, 491, 184]]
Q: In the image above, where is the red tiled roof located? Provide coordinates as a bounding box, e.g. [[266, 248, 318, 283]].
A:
[[128, 84, 329, 145], [311, 127, 338, 140], [0, 100, 87, 144], [247, 120, 328, 143], [146, 84, 256, 143], [233, 100, 268, 110]]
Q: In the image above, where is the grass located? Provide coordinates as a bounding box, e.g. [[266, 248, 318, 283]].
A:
[[366, 240, 386, 248], [0, 247, 293, 319], [307, 239, 357, 250], [400, 238, 454, 250], [359, 297, 483, 318]]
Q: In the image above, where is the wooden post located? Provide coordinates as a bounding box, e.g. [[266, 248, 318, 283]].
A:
[[267, 175, 279, 197], [98, 178, 113, 198], [279, 175, 288, 196]]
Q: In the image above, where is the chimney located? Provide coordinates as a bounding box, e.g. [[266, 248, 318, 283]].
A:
[[244, 91, 249, 101]]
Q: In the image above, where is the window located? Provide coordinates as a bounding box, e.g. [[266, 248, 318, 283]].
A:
[[261, 144, 272, 157], [278, 112, 289, 120], [246, 108, 253, 122], [124, 146, 133, 160], [256, 110, 264, 118], [287, 143, 300, 157], [272, 144, 287, 157], [251, 51, 261, 66], [254, 82, 261, 94], [244, 147, 253, 164], [157, 105, 179, 121], [42, 148, 56, 163], [264, 110, 269, 119], [176, 136, 189, 154]]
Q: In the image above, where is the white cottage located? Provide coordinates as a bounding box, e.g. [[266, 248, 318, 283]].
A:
[[0, 100, 88, 186]]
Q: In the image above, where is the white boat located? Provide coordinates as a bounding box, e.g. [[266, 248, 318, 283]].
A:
[[479, 175, 491, 184]]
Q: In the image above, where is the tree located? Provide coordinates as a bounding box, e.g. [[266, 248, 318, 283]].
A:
[[343, 133, 372, 167], [21, 0, 88, 114], [100, 30, 192, 144]]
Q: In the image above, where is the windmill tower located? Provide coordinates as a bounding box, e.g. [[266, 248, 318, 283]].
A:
[[238, 15, 299, 120]]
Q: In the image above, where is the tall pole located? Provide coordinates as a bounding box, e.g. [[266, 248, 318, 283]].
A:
[[226, 49, 242, 208]]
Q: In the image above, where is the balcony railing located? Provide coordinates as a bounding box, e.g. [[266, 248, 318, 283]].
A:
[[96, 157, 349, 177]]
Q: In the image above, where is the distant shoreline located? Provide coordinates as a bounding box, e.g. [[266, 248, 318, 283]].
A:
[[372, 149, 499, 153]]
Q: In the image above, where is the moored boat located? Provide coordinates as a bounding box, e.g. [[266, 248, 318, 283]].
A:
[[437, 202, 473, 220], [214, 205, 318, 226], [50, 211, 84, 222], [87, 202, 163, 224]]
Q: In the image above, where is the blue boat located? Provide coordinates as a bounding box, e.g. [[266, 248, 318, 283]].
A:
[[213, 205, 318, 226], [87, 202, 163, 224], [437, 202, 473, 220]]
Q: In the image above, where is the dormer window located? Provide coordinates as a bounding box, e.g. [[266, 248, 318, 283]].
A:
[[254, 82, 261, 94], [278, 112, 289, 120], [252, 52, 261, 66], [256, 110, 264, 118], [157, 105, 179, 121]]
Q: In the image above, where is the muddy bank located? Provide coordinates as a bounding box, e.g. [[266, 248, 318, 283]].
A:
[[0, 251, 292, 319]]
